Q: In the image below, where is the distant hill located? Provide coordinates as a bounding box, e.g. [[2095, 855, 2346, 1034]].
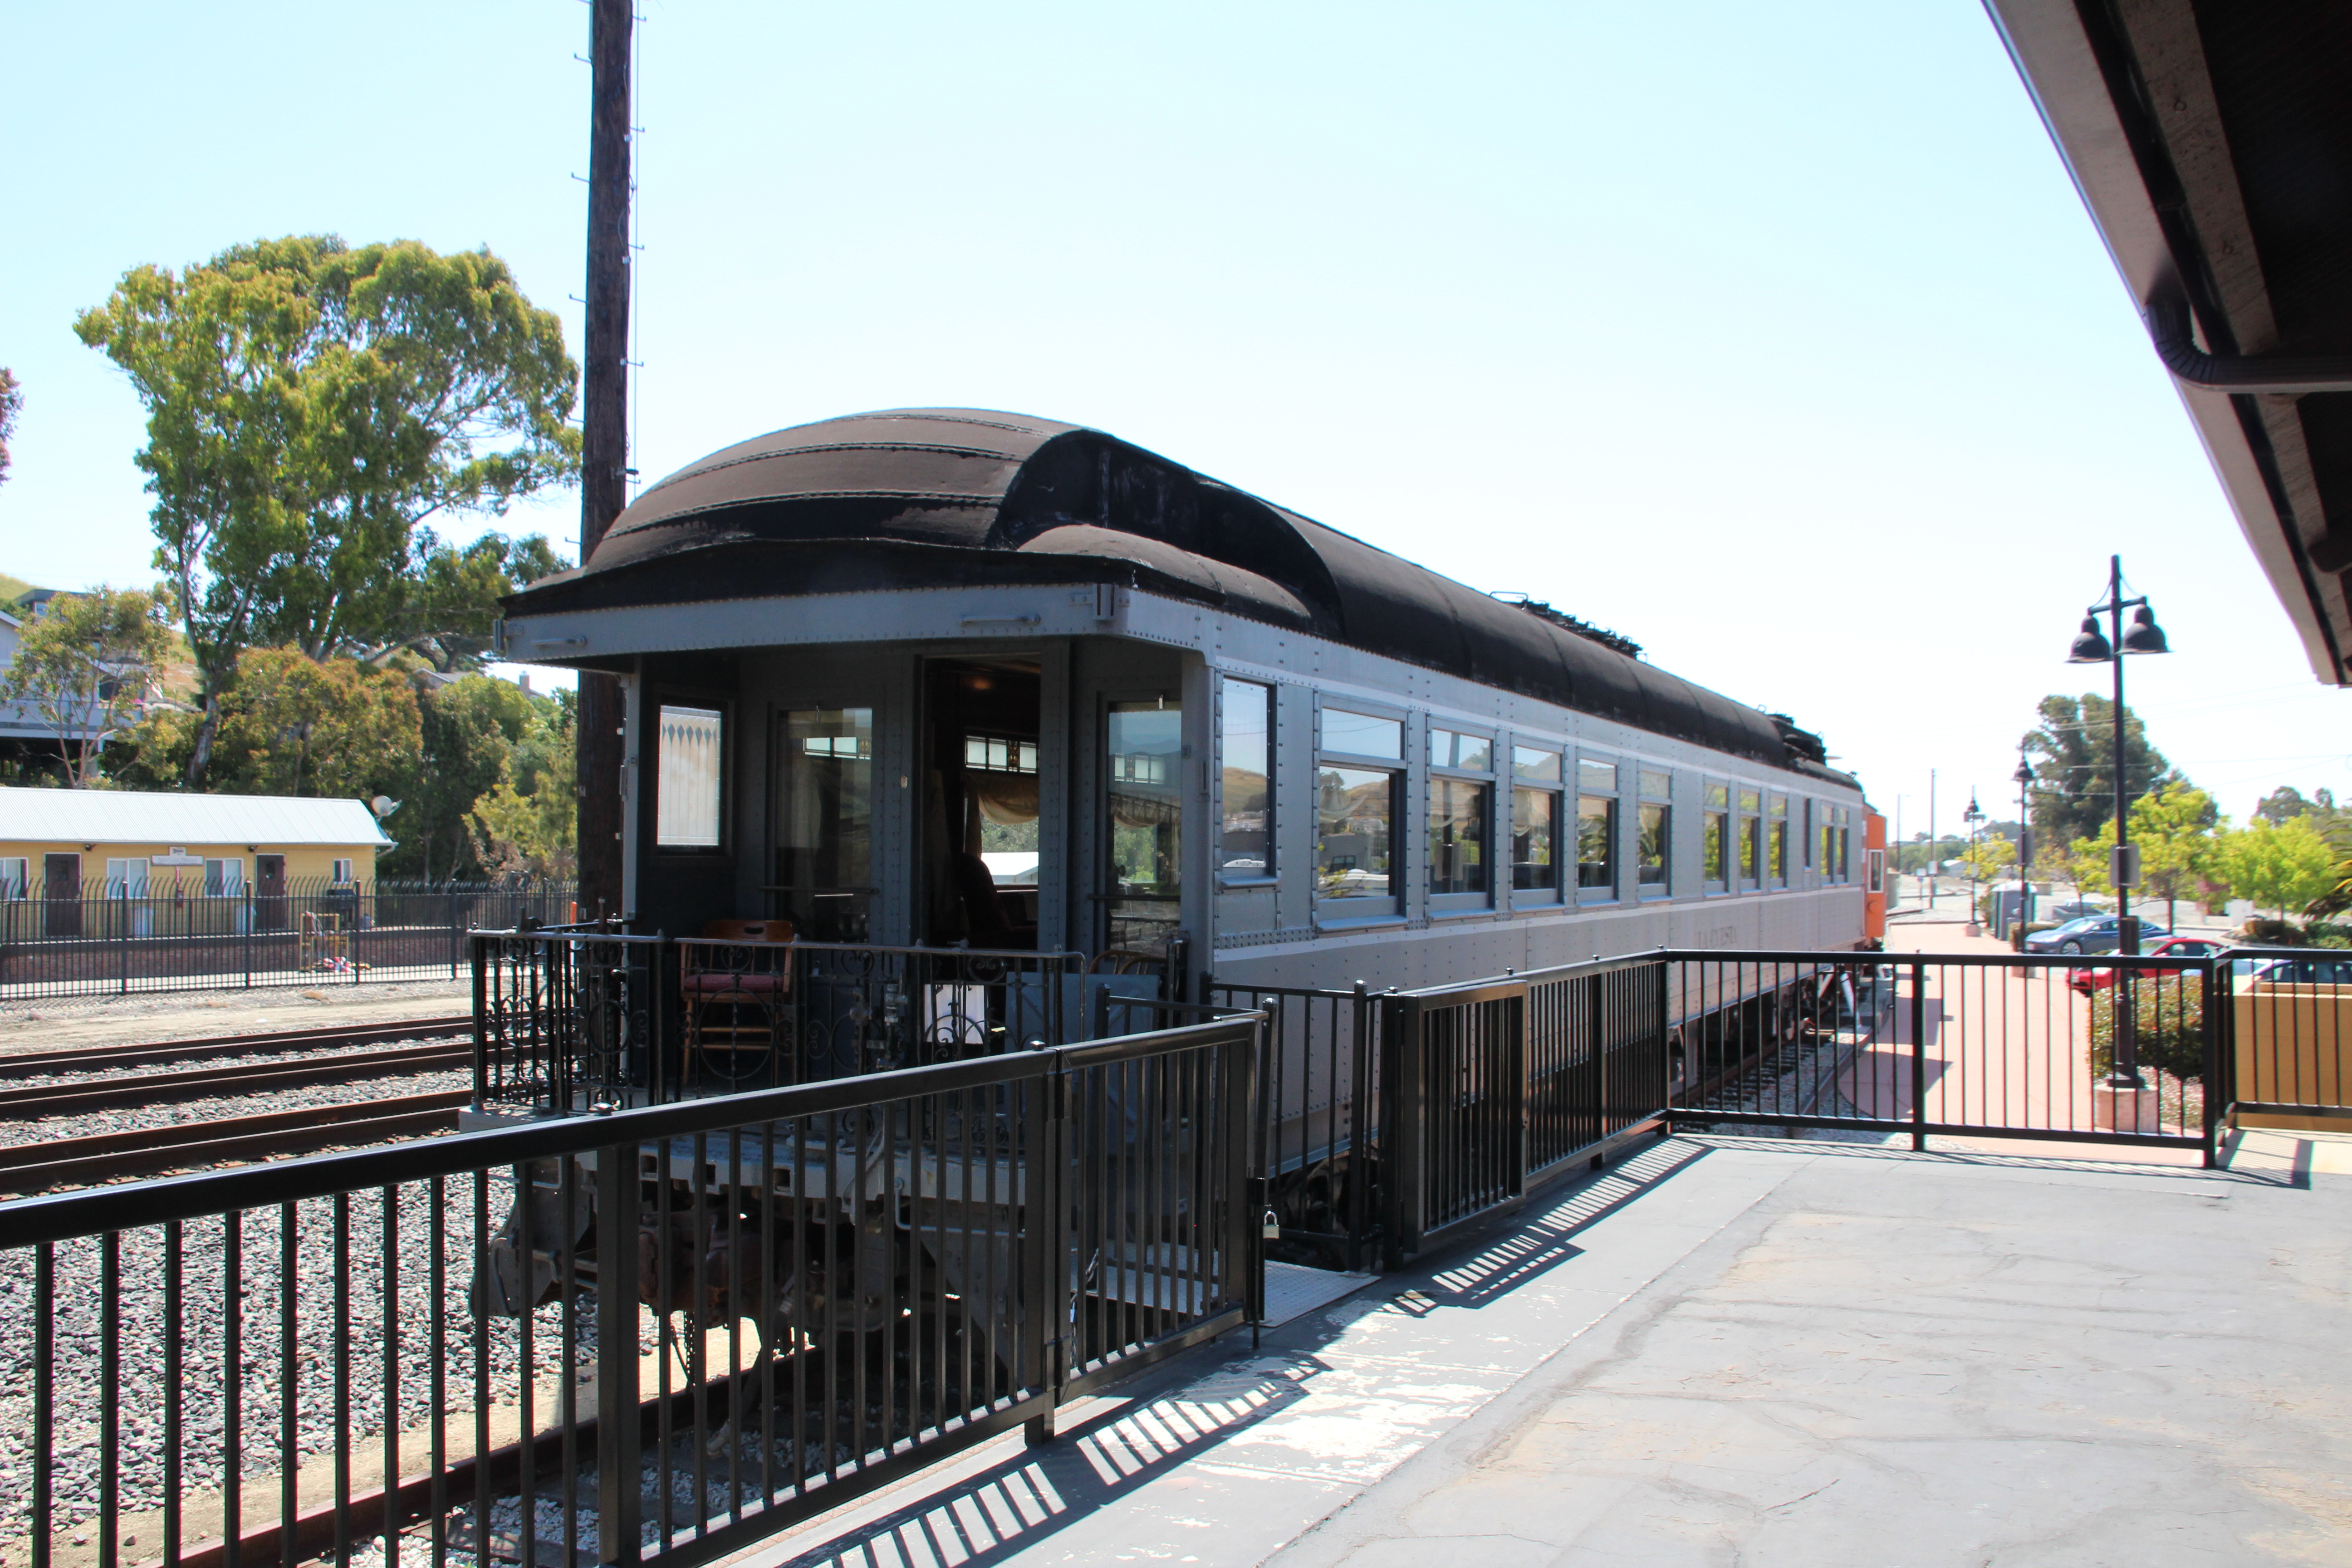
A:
[[0, 573, 37, 606]]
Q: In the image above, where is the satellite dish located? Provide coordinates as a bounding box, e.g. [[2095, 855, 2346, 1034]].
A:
[[371, 796, 400, 818]]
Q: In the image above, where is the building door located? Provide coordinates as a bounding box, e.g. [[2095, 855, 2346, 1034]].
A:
[[256, 854, 288, 931], [43, 853, 78, 937]]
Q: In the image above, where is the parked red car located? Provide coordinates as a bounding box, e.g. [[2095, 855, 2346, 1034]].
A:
[[2066, 936, 2224, 995]]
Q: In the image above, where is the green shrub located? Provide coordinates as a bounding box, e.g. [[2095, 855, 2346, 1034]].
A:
[[2089, 980, 2207, 1083]]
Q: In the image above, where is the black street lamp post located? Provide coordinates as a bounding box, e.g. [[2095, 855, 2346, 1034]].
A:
[[1964, 792, 1985, 936], [2065, 553, 2170, 1088], [2013, 753, 2036, 937]]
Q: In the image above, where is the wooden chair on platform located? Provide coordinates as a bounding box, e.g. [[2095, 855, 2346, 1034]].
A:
[[681, 918, 794, 1086]]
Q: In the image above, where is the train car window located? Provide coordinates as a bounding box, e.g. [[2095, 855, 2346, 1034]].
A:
[[1637, 802, 1669, 892], [1839, 820, 1852, 879], [1704, 783, 1729, 892], [1867, 844, 1883, 893], [1636, 771, 1670, 894], [1802, 799, 1815, 868], [656, 704, 725, 850], [1220, 677, 1274, 883], [773, 708, 874, 941], [1428, 777, 1491, 898], [1577, 757, 1620, 900], [1577, 794, 1616, 897], [964, 734, 1039, 773], [1430, 727, 1493, 906], [1512, 786, 1560, 895], [1768, 795, 1789, 886], [1513, 746, 1561, 782], [1317, 765, 1397, 909], [1107, 700, 1185, 947], [1431, 727, 1492, 771], [1738, 789, 1762, 887], [1323, 707, 1402, 759]]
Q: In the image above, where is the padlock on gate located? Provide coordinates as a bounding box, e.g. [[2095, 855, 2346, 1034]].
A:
[[1262, 1209, 1280, 1240]]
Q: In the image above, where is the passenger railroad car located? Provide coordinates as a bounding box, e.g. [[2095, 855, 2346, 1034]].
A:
[[495, 408, 1877, 999]]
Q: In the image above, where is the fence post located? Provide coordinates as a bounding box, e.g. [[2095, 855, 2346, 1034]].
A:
[[1025, 1058, 1069, 1446], [1589, 973, 1608, 1141], [1230, 1019, 1265, 1335], [448, 886, 460, 980], [2202, 957, 2225, 1169], [1910, 960, 1928, 1152], [470, 936, 491, 1108], [594, 1137, 642, 1564], [1510, 985, 1531, 1192], [244, 888, 254, 989], [1380, 991, 1421, 1269], [119, 897, 130, 996], [1651, 956, 1672, 1131], [1348, 980, 1372, 1272]]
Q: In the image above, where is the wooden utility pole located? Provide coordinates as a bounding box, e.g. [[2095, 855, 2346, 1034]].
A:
[[576, 0, 631, 920]]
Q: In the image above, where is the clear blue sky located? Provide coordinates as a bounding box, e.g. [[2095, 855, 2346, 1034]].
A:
[[3, 0, 2337, 834]]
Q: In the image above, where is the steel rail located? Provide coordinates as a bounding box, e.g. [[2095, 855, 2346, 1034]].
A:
[[0, 1040, 470, 1118], [0, 1090, 470, 1192], [0, 1014, 473, 1079]]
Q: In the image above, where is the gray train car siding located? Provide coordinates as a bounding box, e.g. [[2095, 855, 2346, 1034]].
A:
[[500, 578, 1867, 1004]]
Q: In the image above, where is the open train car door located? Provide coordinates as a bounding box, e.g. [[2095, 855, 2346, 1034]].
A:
[[1863, 808, 1887, 944]]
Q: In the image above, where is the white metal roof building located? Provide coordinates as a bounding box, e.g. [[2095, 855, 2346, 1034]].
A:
[[0, 789, 392, 848]]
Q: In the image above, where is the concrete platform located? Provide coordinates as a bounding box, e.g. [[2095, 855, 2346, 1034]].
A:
[[725, 1133, 2352, 1567]]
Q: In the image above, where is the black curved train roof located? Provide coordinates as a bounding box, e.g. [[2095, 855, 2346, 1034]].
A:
[[510, 408, 1853, 783]]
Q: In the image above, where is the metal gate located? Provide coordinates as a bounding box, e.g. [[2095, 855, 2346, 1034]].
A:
[[1382, 953, 1672, 1260]]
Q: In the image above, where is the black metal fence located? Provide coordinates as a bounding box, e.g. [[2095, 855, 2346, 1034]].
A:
[[2223, 949, 2352, 1129], [0, 881, 576, 1000], [0, 1012, 1259, 1568], [1666, 950, 2219, 1154], [472, 934, 1136, 1112], [1662, 946, 2352, 1159], [1215, 944, 2352, 1270]]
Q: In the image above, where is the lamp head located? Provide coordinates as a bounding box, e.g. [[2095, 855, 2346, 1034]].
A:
[[2013, 757, 2035, 787], [2067, 617, 2114, 663], [2121, 604, 2169, 655]]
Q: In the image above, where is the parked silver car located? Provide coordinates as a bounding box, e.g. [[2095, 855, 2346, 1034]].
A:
[[2024, 914, 2171, 956]]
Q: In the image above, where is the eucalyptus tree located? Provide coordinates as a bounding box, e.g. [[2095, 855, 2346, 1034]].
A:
[[0, 368, 20, 488], [75, 235, 579, 785], [2021, 693, 2177, 850]]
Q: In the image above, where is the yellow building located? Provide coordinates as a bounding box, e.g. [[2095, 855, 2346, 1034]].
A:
[[0, 787, 391, 902]]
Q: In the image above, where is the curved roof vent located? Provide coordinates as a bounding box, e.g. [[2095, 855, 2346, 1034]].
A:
[[1766, 713, 1829, 765], [1489, 592, 1643, 659]]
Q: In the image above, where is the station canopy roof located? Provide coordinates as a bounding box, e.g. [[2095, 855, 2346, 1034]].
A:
[[1989, 1, 2352, 683], [511, 408, 1852, 780], [0, 788, 392, 847]]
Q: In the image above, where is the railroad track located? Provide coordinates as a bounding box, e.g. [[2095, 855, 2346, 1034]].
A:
[[0, 1015, 475, 1117], [0, 1013, 473, 1078], [0, 1090, 470, 1193]]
